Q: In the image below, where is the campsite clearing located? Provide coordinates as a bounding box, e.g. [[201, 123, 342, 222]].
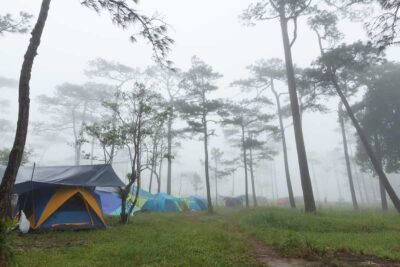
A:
[[10, 208, 400, 266]]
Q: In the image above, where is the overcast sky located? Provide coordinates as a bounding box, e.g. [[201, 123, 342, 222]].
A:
[[1, 0, 399, 201]]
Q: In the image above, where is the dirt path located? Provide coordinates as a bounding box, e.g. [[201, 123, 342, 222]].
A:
[[226, 219, 314, 267], [248, 236, 313, 267]]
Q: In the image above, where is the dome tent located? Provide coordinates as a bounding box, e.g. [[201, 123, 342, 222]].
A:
[[185, 196, 207, 211], [18, 186, 106, 230], [1, 164, 124, 231], [141, 193, 188, 212]]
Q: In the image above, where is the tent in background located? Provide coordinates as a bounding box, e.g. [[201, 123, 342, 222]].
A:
[[96, 186, 153, 216], [223, 196, 243, 208], [141, 193, 188, 212], [0, 164, 124, 230], [185, 196, 207, 211]]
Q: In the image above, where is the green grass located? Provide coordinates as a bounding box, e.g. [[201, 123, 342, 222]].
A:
[[10, 212, 260, 267], [8, 207, 400, 266], [234, 207, 400, 261]]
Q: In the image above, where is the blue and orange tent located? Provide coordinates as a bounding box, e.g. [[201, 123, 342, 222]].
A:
[[0, 164, 124, 230]]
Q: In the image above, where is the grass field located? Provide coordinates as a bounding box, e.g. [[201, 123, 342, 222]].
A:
[[234, 207, 400, 262], [8, 207, 400, 266], [10, 213, 260, 267]]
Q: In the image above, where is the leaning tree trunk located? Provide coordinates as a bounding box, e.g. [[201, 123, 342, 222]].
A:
[[249, 141, 258, 207], [338, 103, 358, 210], [271, 80, 296, 208], [0, 0, 52, 219], [166, 106, 173, 195], [373, 133, 388, 211], [241, 125, 250, 208], [279, 15, 315, 212], [330, 75, 400, 212]]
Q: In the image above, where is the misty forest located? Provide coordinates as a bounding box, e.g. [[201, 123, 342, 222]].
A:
[[1, 0, 400, 266]]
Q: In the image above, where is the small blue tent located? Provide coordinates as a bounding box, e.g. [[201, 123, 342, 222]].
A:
[[141, 193, 188, 212]]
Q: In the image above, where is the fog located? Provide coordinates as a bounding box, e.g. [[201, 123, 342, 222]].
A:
[[1, 0, 400, 205]]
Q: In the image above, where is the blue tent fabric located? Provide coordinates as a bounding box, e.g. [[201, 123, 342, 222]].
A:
[[186, 196, 207, 211], [141, 193, 187, 212], [96, 190, 121, 214], [96, 186, 153, 215]]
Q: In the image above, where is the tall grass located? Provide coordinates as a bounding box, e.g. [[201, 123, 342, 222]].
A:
[[235, 207, 400, 260]]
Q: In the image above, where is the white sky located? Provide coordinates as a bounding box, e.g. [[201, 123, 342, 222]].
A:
[[1, 0, 399, 203]]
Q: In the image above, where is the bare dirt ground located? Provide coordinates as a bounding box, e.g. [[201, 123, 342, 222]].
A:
[[247, 235, 400, 267], [249, 237, 313, 267]]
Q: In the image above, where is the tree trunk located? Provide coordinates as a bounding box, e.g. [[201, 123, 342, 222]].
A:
[[203, 115, 213, 213], [109, 144, 115, 165], [157, 155, 163, 193], [120, 188, 128, 224], [374, 133, 388, 211], [166, 111, 173, 195], [0, 0, 52, 219], [271, 80, 296, 208], [338, 103, 358, 209], [165, 106, 174, 196], [279, 16, 315, 212], [241, 125, 249, 208], [149, 167, 154, 194], [249, 140, 258, 207], [329, 76, 400, 212]]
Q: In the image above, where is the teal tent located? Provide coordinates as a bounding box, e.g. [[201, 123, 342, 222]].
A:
[[141, 193, 188, 212], [185, 196, 207, 211]]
